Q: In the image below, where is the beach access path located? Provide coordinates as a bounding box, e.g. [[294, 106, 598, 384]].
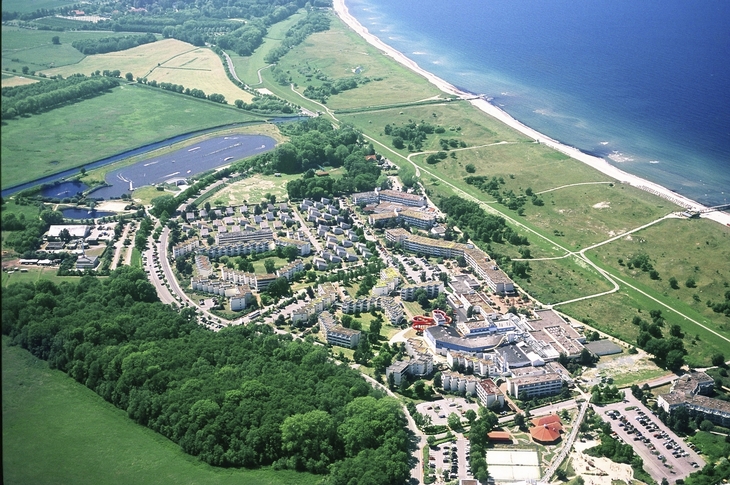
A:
[[331, 0, 730, 228]]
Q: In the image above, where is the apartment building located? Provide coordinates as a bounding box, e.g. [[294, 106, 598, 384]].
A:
[[319, 311, 361, 348], [400, 281, 444, 301], [215, 228, 273, 245], [476, 378, 505, 409], [276, 259, 304, 281], [172, 238, 199, 259]]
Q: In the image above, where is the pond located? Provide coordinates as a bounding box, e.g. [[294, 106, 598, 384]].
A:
[[88, 134, 276, 199], [39, 181, 89, 199], [61, 208, 117, 220]]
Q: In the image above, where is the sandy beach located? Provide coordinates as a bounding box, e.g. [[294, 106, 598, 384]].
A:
[[332, 0, 730, 227]]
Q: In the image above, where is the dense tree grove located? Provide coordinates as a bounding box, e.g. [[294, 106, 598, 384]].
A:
[[1, 74, 119, 119], [1, 268, 410, 482], [1, 202, 63, 254], [436, 196, 529, 246], [633, 310, 687, 371], [71, 33, 157, 55]]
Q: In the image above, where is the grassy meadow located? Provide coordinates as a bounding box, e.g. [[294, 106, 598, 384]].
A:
[[210, 173, 299, 206], [227, 10, 307, 86], [1, 26, 145, 72], [1, 338, 320, 485], [264, 19, 442, 111], [586, 217, 730, 323], [1, 84, 257, 189]]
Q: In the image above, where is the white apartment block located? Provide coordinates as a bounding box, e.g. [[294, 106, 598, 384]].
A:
[[172, 238, 199, 259]]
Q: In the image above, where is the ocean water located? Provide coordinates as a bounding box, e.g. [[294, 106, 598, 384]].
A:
[[345, 0, 730, 207]]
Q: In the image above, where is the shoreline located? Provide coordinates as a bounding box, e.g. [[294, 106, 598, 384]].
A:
[[332, 0, 730, 227]]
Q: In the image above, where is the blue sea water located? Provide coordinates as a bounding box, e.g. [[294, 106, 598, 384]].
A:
[[345, 0, 730, 207]]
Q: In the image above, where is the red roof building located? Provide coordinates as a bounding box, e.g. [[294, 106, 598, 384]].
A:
[[529, 414, 563, 444], [487, 431, 512, 443]]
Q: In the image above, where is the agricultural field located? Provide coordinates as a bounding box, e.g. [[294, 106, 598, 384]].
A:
[[1, 84, 256, 189], [1, 26, 144, 72], [40, 39, 252, 103], [1, 338, 320, 485], [1, 73, 38, 87], [265, 18, 442, 110]]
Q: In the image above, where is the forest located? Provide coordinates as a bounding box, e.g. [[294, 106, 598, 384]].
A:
[[436, 195, 529, 247], [1, 267, 412, 484], [71, 32, 157, 55]]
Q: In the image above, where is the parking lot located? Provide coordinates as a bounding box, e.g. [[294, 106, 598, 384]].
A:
[[416, 397, 481, 428], [600, 391, 704, 483], [427, 437, 472, 482]]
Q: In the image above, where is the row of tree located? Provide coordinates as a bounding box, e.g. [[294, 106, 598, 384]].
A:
[[436, 195, 530, 247], [264, 10, 331, 64], [135, 77, 226, 104], [1, 268, 411, 483], [71, 32, 157, 55], [1, 74, 119, 120]]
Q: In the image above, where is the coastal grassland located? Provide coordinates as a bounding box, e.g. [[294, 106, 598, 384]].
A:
[[2, 0, 76, 13], [510, 255, 614, 305], [587, 217, 730, 324], [339, 101, 530, 153], [0, 74, 38, 87], [132, 185, 177, 206], [558, 288, 726, 367], [227, 10, 307, 85], [1, 266, 83, 287], [1, 84, 255, 189], [211, 173, 299, 206], [519, 183, 677, 250], [270, 17, 442, 110], [1, 27, 146, 71], [1, 338, 320, 485]]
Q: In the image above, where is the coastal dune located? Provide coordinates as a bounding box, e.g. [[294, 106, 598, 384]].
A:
[[332, 0, 729, 226]]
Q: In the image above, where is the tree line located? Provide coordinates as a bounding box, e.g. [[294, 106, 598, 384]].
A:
[[72, 33, 157, 55], [264, 10, 331, 64], [1, 74, 119, 120], [1, 268, 411, 484], [135, 77, 226, 104]]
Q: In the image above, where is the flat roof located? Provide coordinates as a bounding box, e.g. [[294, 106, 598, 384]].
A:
[[584, 340, 623, 356]]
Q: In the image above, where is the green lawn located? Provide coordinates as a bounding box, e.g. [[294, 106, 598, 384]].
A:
[[1, 266, 83, 287], [1, 84, 258, 189], [1, 337, 320, 485]]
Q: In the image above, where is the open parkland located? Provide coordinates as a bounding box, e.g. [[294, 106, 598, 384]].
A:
[[2, 3, 729, 485]]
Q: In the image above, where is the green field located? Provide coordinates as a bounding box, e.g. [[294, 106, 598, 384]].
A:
[[1, 338, 320, 485], [264, 19, 442, 111], [587, 217, 730, 323], [227, 10, 307, 86], [1, 266, 83, 287], [2, 0, 78, 13], [1, 84, 257, 189], [211, 172, 300, 206], [687, 431, 730, 462], [1, 26, 145, 71]]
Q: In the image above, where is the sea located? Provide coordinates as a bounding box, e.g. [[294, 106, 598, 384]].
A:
[[344, 0, 730, 208]]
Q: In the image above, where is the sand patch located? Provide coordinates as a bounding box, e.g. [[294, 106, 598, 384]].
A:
[[256, 88, 274, 95], [95, 200, 131, 212], [592, 201, 610, 209], [570, 439, 634, 485]]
